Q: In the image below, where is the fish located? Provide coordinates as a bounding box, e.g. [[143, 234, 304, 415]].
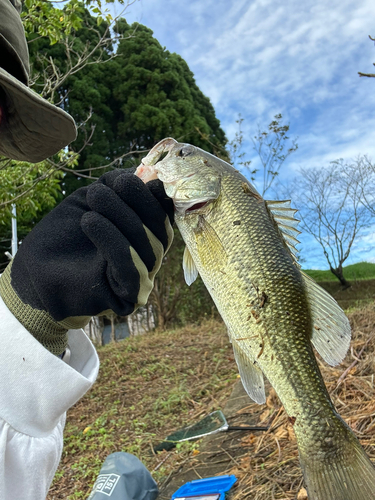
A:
[[136, 138, 375, 500]]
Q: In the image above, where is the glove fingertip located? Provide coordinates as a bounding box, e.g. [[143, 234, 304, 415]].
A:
[[80, 211, 99, 237], [147, 180, 175, 224], [97, 167, 136, 189]]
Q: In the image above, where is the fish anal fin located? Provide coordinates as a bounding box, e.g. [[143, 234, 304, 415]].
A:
[[301, 271, 351, 366]]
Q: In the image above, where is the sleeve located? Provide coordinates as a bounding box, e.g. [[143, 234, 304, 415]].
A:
[[0, 295, 100, 500]]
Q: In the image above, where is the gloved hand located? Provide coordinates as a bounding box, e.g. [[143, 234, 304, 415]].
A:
[[0, 169, 174, 355]]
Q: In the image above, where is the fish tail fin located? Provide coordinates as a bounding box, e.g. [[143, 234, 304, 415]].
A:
[[299, 424, 375, 500]]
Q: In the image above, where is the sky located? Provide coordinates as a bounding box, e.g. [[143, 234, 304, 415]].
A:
[[115, 0, 375, 269]]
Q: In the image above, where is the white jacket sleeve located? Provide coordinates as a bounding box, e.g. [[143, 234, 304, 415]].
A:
[[0, 295, 100, 500]]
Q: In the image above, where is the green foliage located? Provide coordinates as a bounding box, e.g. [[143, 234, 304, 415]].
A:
[[113, 22, 226, 152], [61, 19, 228, 195], [0, 160, 64, 227], [22, 0, 84, 45], [0, 153, 78, 270], [22, 0, 122, 45], [303, 262, 375, 282]]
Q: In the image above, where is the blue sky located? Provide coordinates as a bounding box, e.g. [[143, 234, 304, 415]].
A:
[[116, 0, 375, 269]]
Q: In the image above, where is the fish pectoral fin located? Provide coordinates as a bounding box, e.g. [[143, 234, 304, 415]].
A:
[[195, 217, 228, 268], [183, 246, 199, 286], [232, 340, 266, 405], [302, 271, 351, 366]]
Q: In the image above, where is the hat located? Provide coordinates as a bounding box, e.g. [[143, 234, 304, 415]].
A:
[[0, 0, 77, 163]]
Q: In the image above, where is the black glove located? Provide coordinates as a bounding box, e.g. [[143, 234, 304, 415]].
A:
[[0, 169, 174, 355]]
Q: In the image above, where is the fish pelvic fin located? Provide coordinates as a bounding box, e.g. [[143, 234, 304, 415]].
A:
[[299, 425, 375, 500], [183, 246, 199, 285], [301, 271, 351, 366]]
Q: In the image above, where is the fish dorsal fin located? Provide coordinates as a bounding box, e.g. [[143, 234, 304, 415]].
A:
[[183, 246, 199, 286], [301, 271, 351, 366], [266, 200, 301, 262], [231, 338, 266, 404]]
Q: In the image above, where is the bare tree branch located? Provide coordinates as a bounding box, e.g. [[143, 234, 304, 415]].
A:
[[289, 158, 374, 287], [358, 34, 375, 78]]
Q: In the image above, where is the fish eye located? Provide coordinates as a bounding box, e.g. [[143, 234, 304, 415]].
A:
[[178, 146, 194, 158]]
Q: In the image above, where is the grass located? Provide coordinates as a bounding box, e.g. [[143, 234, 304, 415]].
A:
[[47, 300, 375, 499], [302, 262, 375, 311], [303, 261, 375, 282]]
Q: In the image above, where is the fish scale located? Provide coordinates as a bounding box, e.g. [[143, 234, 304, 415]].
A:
[[137, 138, 375, 500]]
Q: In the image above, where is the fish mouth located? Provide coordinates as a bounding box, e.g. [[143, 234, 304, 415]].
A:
[[141, 138, 177, 167], [136, 138, 219, 214], [136, 138, 179, 183], [137, 138, 199, 186]]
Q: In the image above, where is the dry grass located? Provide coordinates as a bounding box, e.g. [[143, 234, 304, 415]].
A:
[[48, 319, 238, 499], [47, 303, 375, 499]]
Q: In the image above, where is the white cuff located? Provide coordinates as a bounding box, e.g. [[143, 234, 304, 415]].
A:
[[0, 296, 99, 437]]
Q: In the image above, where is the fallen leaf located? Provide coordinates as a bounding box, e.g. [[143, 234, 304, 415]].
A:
[[297, 487, 308, 499]]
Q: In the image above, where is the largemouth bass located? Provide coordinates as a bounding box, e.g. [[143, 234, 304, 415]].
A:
[[136, 138, 375, 500]]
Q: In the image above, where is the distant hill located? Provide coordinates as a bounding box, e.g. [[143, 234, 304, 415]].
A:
[[303, 262, 375, 282]]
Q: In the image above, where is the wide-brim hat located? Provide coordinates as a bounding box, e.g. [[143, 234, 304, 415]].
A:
[[0, 0, 77, 163]]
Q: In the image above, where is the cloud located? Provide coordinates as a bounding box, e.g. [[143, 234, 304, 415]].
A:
[[122, 0, 375, 267]]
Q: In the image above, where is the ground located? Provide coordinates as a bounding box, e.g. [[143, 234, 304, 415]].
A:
[[47, 303, 375, 500]]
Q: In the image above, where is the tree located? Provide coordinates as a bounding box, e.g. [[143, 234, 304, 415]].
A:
[[252, 113, 298, 196], [358, 35, 375, 78], [354, 155, 375, 216], [59, 19, 228, 195], [226, 113, 298, 196], [1, 6, 228, 255], [0, 152, 79, 273], [290, 159, 373, 287], [0, 1, 134, 268]]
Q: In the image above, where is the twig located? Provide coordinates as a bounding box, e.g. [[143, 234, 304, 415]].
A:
[[336, 336, 372, 388], [153, 453, 171, 471]]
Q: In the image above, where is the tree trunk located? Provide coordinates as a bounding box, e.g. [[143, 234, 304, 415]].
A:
[[110, 314, 116, 342], [330, 265, 351, 289]]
